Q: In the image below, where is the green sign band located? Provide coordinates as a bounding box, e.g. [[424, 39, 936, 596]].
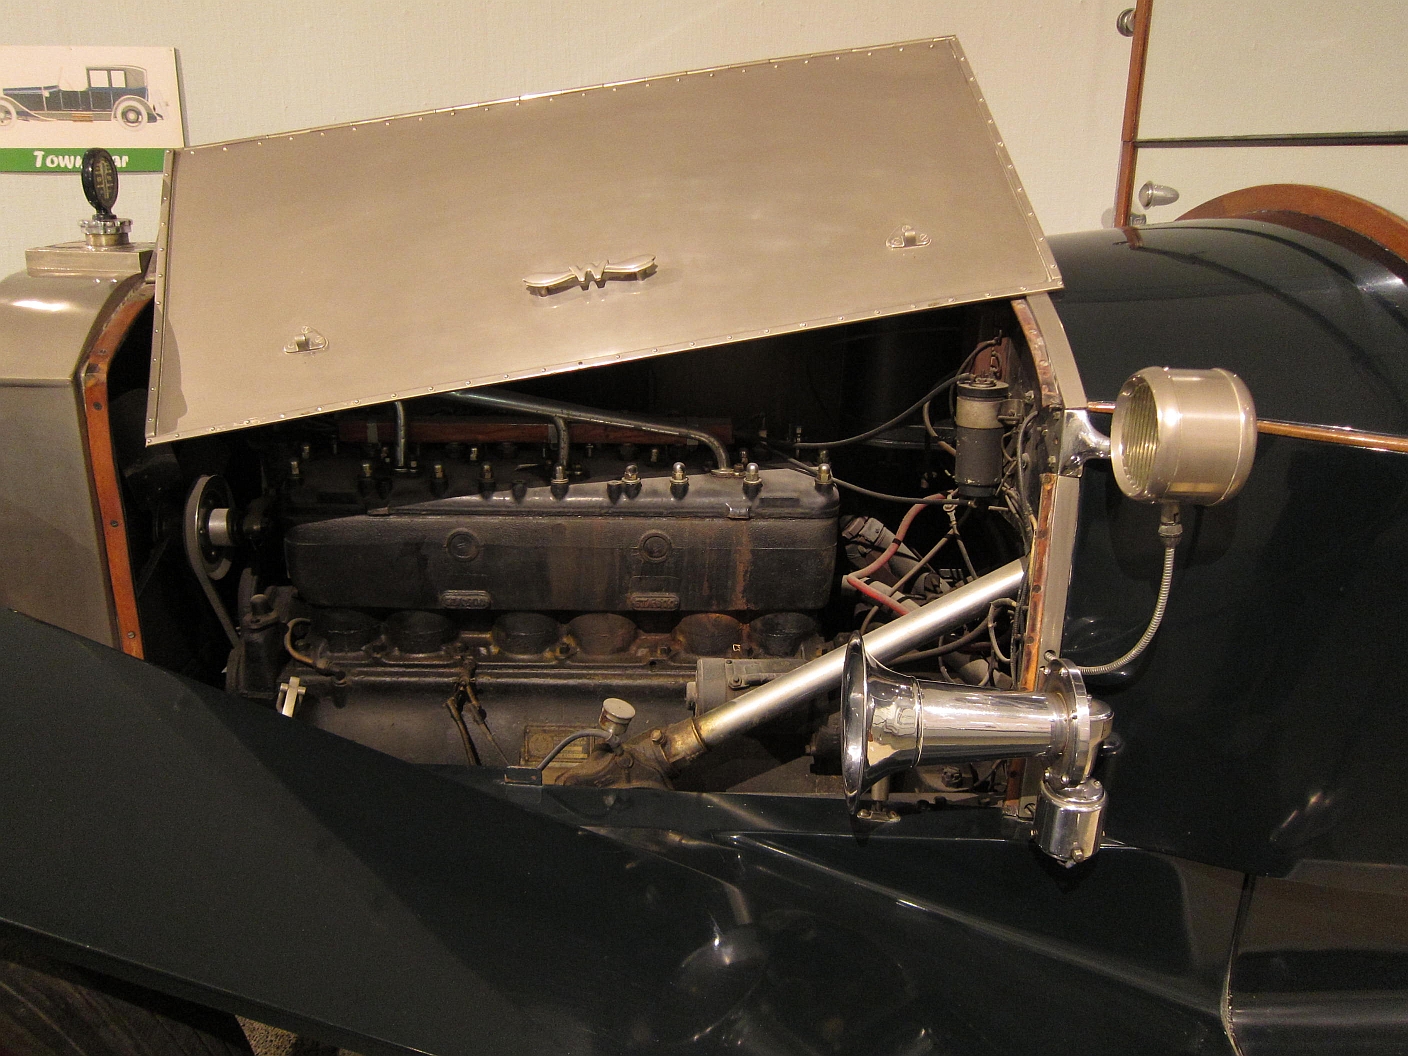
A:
[[0, 148, 167, 173]]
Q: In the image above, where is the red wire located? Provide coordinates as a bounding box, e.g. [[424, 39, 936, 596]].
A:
[[852, 577, 910, 616], [846, 491, 953, 617]]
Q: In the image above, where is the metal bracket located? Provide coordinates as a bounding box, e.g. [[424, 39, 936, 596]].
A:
[[283, 327, 328, 354], [276, 675, 306, 717], [1057, 408, 1111, 476], [885, 224, 930, 249], [723, 659, 799, 690]]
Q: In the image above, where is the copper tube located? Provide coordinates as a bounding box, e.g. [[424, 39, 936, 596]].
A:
[[1086, 401, 1408, 454], [444, 388, 732, 471]]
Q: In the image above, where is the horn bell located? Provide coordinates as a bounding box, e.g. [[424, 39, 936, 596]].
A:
[[840, 634, 1109, 810]]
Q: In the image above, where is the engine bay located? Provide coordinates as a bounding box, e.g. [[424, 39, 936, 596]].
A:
[[111, 299, 1046, 801]]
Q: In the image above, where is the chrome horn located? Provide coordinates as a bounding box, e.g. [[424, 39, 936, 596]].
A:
[[840, 635, 1114, 865]]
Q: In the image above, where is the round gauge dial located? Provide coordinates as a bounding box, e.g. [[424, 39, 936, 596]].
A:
[[81, 148, 119, 219]]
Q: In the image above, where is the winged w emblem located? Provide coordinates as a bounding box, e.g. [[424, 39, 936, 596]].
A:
[[523, 254, 657, 297]]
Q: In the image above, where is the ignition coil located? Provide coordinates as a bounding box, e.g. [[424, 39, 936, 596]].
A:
[[953, 374, 1009, 496]]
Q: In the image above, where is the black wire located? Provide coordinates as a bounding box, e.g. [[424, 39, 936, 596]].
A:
[[773, 450, 984, 508], [461, 675, 511, 765], [891, 613, 993, 663], [443, 698, 482, 766], [790, 375, 958, 450], [834, 478, 983, 508]]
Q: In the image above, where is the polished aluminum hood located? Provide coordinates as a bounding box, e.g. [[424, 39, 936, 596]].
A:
[[147, 38, 1059, 443]]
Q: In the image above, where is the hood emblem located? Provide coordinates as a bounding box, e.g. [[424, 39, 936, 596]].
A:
[[524, 254, 657, 297], [283, 327, 328, 354], [886, 224, 930, 249]]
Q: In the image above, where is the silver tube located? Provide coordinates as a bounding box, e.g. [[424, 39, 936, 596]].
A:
[[393, 400, 408, 469], [694, 559, 1025, 747], [446, 387, 731, 472]]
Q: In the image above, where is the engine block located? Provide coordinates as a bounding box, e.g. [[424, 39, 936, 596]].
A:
[[283, 457, 837, 613]]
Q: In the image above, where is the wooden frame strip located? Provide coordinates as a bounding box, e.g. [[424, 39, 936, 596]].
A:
[[80, 282, 155, 658], [1113, 0, 1154, 227], [1177, 183, 1408, 268]]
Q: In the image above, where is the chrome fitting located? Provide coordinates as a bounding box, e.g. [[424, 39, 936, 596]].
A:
[[599, 697, 637, 745], [742, 461, 762, 497], [1034, 778, 1106, 867]]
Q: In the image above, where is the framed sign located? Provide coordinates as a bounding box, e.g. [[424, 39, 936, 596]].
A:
[[0, 46, 184, 173]]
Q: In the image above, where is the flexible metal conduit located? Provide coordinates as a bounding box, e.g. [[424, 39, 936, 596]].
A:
[[1075, 545, 1175, 677], [445, 387, 731, 472], [692, 558, 1026, 749]]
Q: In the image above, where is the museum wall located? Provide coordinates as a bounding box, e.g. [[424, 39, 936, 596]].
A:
[[0, 0, 1134, 276]]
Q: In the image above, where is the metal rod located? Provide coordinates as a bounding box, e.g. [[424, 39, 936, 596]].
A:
[[1086, 401, 1408, 454], [445, 387, 731, 471], [692, 559, 1026, 748]]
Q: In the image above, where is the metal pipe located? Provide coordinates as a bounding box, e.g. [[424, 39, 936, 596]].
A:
[[445, 387, 731, 472], [689, 558, 1026, 750], [1087, 400, 1408, 455], [549, 415, 571, 471], [393, 400, 408, 469]]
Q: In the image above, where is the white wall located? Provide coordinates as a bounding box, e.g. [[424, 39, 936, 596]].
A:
[[1131, 0, 1408, 224], [1140, 0, 1408, 139], [1, 0, 1134, 277]]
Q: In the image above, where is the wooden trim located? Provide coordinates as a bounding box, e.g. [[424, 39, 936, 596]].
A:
[[1177, 183, 1408, 267], [79, 282, 155, 658], [1113, 0, 1154, 227], [1003, 298, 1068, 818], [1087, 400, 1408, 454]]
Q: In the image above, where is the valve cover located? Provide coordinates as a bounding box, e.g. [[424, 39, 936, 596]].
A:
[[284, 464, 837, 613]]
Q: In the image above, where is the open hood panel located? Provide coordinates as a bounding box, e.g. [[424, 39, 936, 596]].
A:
[[147, 38, 1059, 443]]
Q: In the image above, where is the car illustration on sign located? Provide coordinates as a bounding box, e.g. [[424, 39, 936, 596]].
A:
[[0, 65, 161, 129]]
